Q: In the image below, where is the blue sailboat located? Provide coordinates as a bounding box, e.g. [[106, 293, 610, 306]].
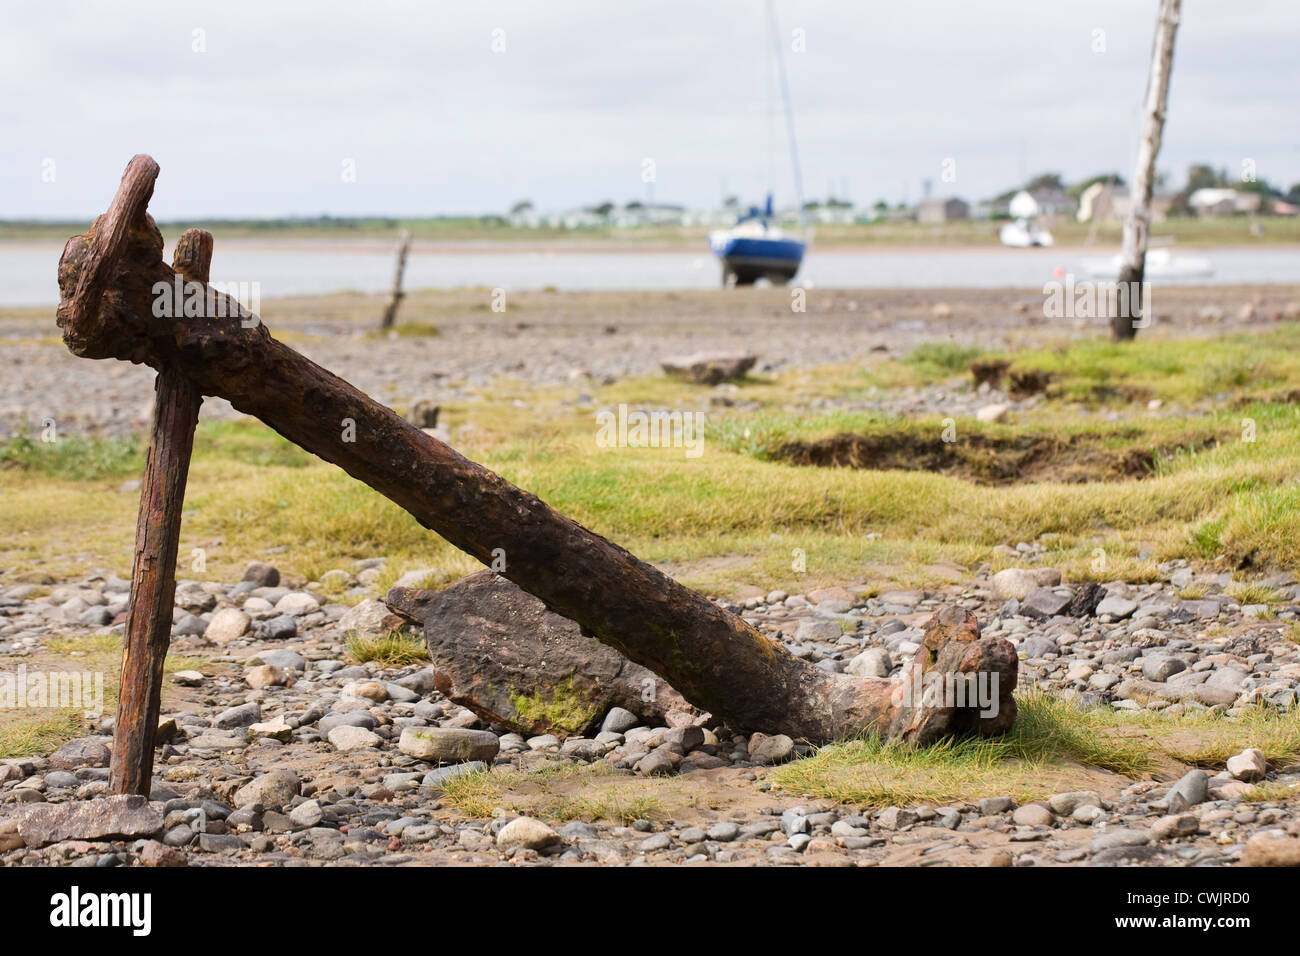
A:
[[708, 195, 805, 286], [710, 0, 809, 287]]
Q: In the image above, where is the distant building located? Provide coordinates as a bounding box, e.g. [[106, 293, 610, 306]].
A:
[[802, 203, 859, 225], [916, 196, 969, 223], [1028, 187, 1076, 217], [1188, 188, 1260, 217], [612, 203, 688, 227]]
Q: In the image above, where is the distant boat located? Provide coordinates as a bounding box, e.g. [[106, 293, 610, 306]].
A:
[[709, 196, 805, 286], [999, 218, 1055, 248], [712, 0, 809, 287], [999, 190, 1054, 247], [1081, 246, 1214, 280]]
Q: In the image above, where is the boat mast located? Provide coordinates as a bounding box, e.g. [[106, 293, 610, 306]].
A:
[[766, 0, 807, 233]]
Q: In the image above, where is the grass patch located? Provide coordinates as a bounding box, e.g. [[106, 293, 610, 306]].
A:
[[769, 693, 1152, 807], [6, 323, 1300, 593], [1225, 582, 1283, 605], [0, 710, 85, 759], [903, 341, 986, 381], [1242, 782, 1300, 803], [377, 321, 441, 339], [772, 695, 1300, 807], [0, 433, 143, 480], [345, 631, 429, 666], [1149, 705, 1300, 768]]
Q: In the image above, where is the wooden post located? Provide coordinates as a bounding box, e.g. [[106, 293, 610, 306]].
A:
[[1112, 0, 1181, 342], [379, 230, 411, 330], [109, 229, 211, 796]]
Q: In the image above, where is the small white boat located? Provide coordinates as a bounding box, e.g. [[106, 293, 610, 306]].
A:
[[998, 191, 1054, 247], [999, 217, 1054, 247], [1081, 247, 1214, 280]]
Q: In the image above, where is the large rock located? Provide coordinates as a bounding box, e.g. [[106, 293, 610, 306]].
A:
[[1165, 769, 1209, 811], [1226, 748, 1267, 782], [660, 353, 757, 385], [233, 770, 300, 810], [338, 598, 402, 637], [327, 725, 381, 752], [398, 727, 500, 764], [846, 647, 892, 678], [49, 736, 112, 770], [991, 568, 1059, 601], [275, 592, 320, 616], [205, 607, 251, 644], [496, 816, 560, 852], [174, 581, 216, 613], [1096, 595, 1138, 619], [1020, 587, 1070, 620], [1115, 678, 1237, 709], [241, 561, 280, 587], [17, 794, 163, 847], [385, 571, 698, 735], [1241, 833, 1300, 867]]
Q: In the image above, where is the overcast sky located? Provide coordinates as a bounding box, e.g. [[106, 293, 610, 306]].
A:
[[3, 0, 1297, 219]]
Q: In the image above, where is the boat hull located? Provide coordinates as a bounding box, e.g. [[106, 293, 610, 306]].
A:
[[710, 235, 805, 284]]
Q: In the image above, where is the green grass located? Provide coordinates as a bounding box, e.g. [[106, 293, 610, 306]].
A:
[[771, 695, 1300, 807], [1005, 327, 1300, 407], [903, 341, 987, 381], [345, 631, 429, 666], [0, 433, 143, 480], [769, 693, 1152, 807], [1225, 582, 1284, 605], [1149, 704, 1300, 768], [1243, 782, 1300, 803], [0, 711, 86, 759], [381, 321, 441, 338], [5, 324, 1300, 595]]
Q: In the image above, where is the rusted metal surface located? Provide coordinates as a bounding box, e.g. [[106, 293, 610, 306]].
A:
[[60, 157, 1018, 747]]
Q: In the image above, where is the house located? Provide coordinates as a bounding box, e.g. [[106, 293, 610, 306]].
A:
[[916, 196, 970, 223], [1028, 187, 1076, 217], [1188, 188, 1260, 217], [611, 203, 687, 227]]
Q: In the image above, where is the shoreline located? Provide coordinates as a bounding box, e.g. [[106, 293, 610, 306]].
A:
[[6, 234, 1300, 256]]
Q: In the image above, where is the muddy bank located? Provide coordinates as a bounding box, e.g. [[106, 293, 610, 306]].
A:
[[2, 285, 1297, 440]]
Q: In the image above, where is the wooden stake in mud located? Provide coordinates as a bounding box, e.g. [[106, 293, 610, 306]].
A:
[[109, 225, 212, 796], [379, 230, 411, 330], [1112, 0, 1181, 342]]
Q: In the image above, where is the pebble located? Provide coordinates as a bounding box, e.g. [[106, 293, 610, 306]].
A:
[[6, 555, 1298, 870], [397, 727, 500, 763], [327, 725, 382, 752], [1226, 748, 1267, 782], [1012, 804, 1054, 827], [204, 608, 251, 644]]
